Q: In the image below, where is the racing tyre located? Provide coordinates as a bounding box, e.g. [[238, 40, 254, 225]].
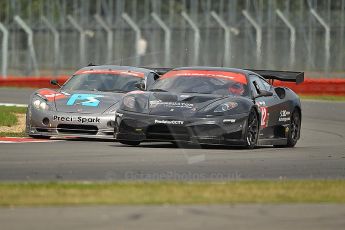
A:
[[244, 109, 259, 149], [119, 140, 141, 146], [275, 109, 301, 148]]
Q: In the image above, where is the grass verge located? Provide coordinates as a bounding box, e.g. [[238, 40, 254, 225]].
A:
[[301, 95, 345, 101], [0, 106, 27, 137], [0, 180, 344, 206], [0, 131, 26, 137], [0, 106, 26, 127]]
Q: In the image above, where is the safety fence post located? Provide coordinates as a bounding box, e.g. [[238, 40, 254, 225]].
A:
[[0, 23, 9, 78], [122, 13, 142, 66], [242, 10, 262, 66], [210, 11, 239, 67], [67, 15, 86, 67], [181, 11, 200, 65], [41, 16, 60, 75], [276, 10, 296, 68], [14, 16, 40, 76], [310, 9, 330, 72], [94, 14, 113, 64], [151, 12, 171, 67]]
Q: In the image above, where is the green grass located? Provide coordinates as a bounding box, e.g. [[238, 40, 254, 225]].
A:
[[0, 180, 344, 206], [301, 95, 345, 101], [0, 106, 27, 127], [0, 131, 26, 137]]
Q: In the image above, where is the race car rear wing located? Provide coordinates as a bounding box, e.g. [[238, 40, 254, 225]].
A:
[[144, 67, 304, 84], [247, 69, 304, 84]]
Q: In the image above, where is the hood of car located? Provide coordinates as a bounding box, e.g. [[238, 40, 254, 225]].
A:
[[36, 89, 123, 114], [147, 92, 225, 116]]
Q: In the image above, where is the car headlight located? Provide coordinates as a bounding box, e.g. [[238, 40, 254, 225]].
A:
[[214, 102, 238, 113], [32, 97, 50, 111], [123, 96, 136, 109], [120, 94, 149, 113]]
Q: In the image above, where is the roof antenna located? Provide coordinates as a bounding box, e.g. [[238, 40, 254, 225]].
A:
[[88, 62, 97, 66]]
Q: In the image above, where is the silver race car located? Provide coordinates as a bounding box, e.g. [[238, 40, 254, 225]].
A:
[[26, 65, 160, 139]]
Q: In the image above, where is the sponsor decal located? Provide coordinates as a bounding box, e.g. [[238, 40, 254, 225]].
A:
[[149, 100, 194, 109], [279, 110, 291, 122], [154, 120, 184, 125], [37, 89, 67, 102], [259, 106, 269, 128], [223, 119, 236, 123], [53, 115, 101, 123], [256, 101, 268, 128], [256, 101, 266, 106], [66, 94, 104, 107]]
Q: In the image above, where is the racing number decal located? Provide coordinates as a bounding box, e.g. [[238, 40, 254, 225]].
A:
[[67, 94, 104, 107], [259, 106, 269, 128]]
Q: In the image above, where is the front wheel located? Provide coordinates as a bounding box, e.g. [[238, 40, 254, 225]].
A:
[[275, 110, 301, 148], [244, 109, 259, 149], [119, 140, 140, 146]]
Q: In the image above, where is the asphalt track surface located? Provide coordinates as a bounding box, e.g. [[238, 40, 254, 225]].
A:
[[1, 88, 345, 230], [0, 88, 345, 181], [1, 204, 344, 230]]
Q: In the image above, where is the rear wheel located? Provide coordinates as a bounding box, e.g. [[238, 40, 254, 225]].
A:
[[244, 109, 259, 149], [119, 140, 140, 146], [275, 109, 301, 148]]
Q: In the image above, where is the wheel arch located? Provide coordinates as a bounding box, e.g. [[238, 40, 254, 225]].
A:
[[252, 105, 261, 127], [293, 105, 302, 140], [294, 105, 302, 122]]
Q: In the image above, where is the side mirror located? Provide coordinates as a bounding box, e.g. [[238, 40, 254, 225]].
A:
[[134, 82, 145, 90], [50, 79, 61, 87], [254, 90, 273, 99]]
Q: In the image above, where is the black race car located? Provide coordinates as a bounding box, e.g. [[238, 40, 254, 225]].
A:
[[114, 67, 303, 148]]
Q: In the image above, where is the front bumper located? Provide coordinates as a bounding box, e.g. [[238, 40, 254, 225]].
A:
[[115, 110, 249, 145], [26, 107, 116, 138]]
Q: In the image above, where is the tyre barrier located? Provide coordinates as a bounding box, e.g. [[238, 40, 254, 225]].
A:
[[0, 76, 69, 88], [274, 78, 345, 95]]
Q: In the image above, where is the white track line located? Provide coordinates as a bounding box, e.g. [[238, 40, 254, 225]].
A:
[[0, 103, 28, 107]]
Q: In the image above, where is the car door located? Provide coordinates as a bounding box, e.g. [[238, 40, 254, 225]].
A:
[[249, 74, 281, 139]]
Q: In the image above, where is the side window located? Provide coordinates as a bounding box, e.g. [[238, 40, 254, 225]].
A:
[[249, 75, 266, 96], [261, 79, 271, 91]]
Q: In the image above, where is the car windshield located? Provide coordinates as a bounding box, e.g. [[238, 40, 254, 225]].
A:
[[61, 71, 144, 93], [151, 70, 249, 96]]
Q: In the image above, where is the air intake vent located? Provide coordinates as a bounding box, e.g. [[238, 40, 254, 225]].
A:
[[146, 124, 190, 141], [57, 124, 98, 135]]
